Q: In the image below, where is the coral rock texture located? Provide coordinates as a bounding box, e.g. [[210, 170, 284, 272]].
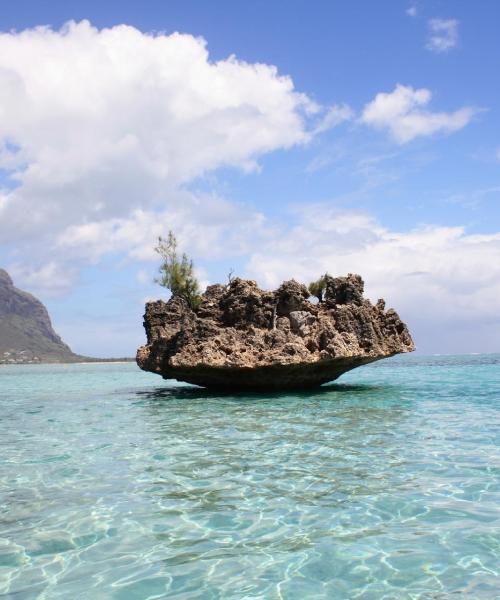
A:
[[137, 274, 415, 391]]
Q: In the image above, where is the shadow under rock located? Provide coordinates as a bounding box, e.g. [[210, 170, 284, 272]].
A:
[[133, 381, 400, 404]]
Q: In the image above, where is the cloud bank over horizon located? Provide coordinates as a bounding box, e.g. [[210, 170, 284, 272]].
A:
[[246, 207, 500, 338]]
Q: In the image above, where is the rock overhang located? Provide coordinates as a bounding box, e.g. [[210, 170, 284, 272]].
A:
[[137, 274, 415, 391]]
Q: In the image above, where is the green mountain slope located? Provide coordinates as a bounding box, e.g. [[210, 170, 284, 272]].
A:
[[0, 268, 77, 363]]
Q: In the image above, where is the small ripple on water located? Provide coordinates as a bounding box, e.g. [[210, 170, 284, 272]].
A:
[[0, 357, 499, 598]]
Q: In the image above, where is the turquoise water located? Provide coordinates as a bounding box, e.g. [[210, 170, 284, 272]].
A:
[[0, 356, 499, 599]]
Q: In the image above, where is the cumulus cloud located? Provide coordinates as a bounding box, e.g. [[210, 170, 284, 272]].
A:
[[0, 20, 320, 282], [406, 5, 417, 18], [361, 84, 477, 143], [426, 18, 459, 53]]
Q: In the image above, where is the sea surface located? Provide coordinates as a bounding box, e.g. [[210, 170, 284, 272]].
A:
[[0, 355, 499, 599]]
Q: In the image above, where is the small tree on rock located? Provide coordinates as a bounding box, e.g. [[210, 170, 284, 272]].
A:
[[308, 274, 328, 303], [155, 231, 201, 310]]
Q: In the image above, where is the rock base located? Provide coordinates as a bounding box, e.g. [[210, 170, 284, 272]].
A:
[[153, 356, 386, 391]]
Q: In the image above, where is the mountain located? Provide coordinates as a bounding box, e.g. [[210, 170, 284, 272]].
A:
[[0, 268, 78, 363]]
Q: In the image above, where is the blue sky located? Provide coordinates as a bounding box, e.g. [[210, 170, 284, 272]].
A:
[[0, 1, 499, 356]]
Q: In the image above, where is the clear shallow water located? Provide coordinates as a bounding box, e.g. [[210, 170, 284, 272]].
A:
[[0, 356, 499, 599]]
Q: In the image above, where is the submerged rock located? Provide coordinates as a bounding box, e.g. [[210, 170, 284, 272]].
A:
[[137, 274, 415, 391]]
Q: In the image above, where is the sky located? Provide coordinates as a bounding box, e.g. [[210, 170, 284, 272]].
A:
[[0, 0, 499, 356]]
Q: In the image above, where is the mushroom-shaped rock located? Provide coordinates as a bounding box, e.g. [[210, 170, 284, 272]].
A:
[[137, 274, 415, 391]]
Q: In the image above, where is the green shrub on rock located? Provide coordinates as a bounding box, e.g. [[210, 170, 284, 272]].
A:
[[308, 274, 328, 303], [154, 231, 202, 310]]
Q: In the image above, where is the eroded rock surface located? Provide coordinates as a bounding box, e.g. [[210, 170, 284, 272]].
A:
[[137, 274, 415, 391]]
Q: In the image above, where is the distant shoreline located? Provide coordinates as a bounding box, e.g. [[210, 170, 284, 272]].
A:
[[70, 360, 136, 365], [0, 357, 136, 366]]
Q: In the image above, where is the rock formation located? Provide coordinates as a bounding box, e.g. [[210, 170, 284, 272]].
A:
[[137, 274, 415, 391], [0, 268, 77, 363]]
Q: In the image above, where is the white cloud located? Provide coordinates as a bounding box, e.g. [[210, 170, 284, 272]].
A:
[[426, 18, 459, 53], [56, 190, 269, 264], [244, 205, 500, 350], [8, 262, 79, 296], [0, 20, 317, 250], [406, 5, 417, 17], [361, 84, 477, 143], [313, 103, 353, 134]]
